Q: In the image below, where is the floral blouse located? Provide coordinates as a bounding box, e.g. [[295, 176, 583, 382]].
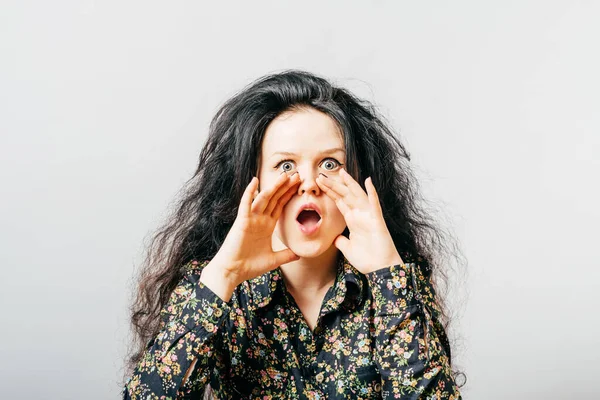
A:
[[122, 252, 462, 399]]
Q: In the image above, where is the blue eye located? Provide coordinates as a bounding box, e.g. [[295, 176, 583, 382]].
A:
[[273, 159, 295, 172], [280, 161, 294, 172], [321, 158, 340, 170], [274, 158, 344, 172]]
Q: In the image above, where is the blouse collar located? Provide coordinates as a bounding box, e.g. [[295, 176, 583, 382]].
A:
[[246, 253, 366, 313]]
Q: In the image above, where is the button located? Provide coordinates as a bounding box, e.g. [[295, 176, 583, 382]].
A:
[[314, 326, 322, 334], [315, 372, 324, 383]]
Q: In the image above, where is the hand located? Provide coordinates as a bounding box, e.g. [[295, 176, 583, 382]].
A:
[[316, 168, 404, 274], [206, 171, 302, 291]]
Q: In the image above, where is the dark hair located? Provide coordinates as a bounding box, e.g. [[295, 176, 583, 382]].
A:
[[123, 69, 467, 394]]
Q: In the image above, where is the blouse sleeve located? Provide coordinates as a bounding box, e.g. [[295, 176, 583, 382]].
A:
[[365, 262, 462, 399], [122, 260, 231, 400]]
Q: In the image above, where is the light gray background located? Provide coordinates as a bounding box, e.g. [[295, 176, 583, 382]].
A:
[[1, 1, 598, 399]]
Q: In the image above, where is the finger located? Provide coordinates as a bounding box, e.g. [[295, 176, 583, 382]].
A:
[[333, 234, 351, 256], [272, 248, 301, 267], [270, 177, 300, 217], [316, 174, 345, 201], [271, 180, 300, 219], [340, 168, 369, 199], [318, 174, 361, 209], [265, 172, 299, 215], [365, 177, 383, 215], [240, 177, 259, 217], [334, 196, 352, 218], [251, 171, 290, 214]]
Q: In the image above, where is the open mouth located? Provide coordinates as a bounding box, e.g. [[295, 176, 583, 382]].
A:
[[297, 209, 321, 228], [296, 209, 322, 235]]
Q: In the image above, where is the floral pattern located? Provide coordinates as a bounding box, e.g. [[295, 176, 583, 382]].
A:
[[123, 252, 462, 399]]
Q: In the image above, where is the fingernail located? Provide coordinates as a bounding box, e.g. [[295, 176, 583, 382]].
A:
[[319, 173, 328, 179]]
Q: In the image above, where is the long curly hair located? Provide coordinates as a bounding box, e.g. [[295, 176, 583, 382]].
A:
[[122, 69, 467, 395]]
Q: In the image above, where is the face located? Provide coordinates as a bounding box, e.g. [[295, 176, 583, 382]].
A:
[[257, 107, 347, 258]]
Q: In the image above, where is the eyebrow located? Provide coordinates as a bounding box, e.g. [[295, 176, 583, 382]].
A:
[[270, 147, 346, 158]]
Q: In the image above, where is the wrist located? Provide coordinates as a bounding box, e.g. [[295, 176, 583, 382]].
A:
[[200, 259, 239, 303], [365, 252, 404, 274]]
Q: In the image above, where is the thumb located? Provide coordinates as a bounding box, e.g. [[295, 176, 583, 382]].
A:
[[273, 249, 301, 267], [333, 235, 351, 256]]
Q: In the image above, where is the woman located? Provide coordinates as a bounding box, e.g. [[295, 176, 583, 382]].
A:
[[122, 70, 465, 399]]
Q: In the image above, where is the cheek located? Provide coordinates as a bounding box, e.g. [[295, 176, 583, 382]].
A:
[[274, 203, 293, 232], [320, 197, 345, 232], [329, 205, 347, 230]]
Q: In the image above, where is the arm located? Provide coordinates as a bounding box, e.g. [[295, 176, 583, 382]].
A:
[[122, 260, 232, 400], [366, 262, 462, 400]]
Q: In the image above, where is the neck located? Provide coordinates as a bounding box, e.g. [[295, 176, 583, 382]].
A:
[[275, 242, 339, 296]]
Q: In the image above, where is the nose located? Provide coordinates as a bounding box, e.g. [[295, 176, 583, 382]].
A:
[[296, 167, 321, 196]]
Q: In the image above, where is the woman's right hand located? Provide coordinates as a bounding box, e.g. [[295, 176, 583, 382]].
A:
[[200, 171, 301, 301]]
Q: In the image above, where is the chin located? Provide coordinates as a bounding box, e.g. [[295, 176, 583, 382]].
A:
[[274, 227, 332, 258], [286, 241, 330, 259]]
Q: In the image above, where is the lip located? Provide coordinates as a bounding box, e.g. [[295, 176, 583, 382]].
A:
[[296, 218, 322, 235], [295, 202, 323, 236], [295, 202, 323, 220]]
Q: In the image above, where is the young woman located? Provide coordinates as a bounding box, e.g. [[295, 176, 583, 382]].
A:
[[122, 70, 465, 399]]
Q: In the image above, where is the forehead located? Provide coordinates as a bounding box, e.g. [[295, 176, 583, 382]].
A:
[[261, 108, 344, 158]]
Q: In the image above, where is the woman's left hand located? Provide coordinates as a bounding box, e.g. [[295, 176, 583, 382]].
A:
[[316, 168, 404, 274]]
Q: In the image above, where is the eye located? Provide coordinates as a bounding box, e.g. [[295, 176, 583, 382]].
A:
[[321, 158, 342, 171], [274, 157, 344, 173], [275, 159, 295, 172]]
